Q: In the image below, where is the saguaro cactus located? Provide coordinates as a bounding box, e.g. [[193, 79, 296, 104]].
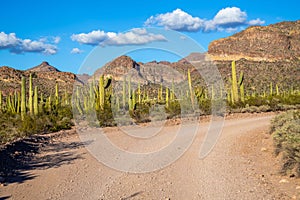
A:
[[276, 84, 279, 96], [138, 82, 141, 104], [128, 76, 132, 110], [165, 87, 169, 108], [270, 82, 273, 96], [34, 86, 38, 115], [238, 72, 245, 103], [122, 77, 126, 108], [21, 76, 26, 120], [55, 83, 59, 107], [28, 73, 33, 115], [188, 69, 194, 109], [231, 61, 239, 103], [99, 75, 105, 110]]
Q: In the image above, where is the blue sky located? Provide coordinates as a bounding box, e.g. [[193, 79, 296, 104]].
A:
[[0, 0, 299, 74]]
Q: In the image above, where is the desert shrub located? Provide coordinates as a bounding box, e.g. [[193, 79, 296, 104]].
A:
[[270, 110, 300, 176], [165, 100, 181, 119], [0, 105, 73, 144], [130, 102, 151, 123], [0, 112, 22, 144], [96, 103, 116, 127]]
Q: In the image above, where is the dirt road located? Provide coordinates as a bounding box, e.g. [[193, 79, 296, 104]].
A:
[[1, 113, 299, 199]]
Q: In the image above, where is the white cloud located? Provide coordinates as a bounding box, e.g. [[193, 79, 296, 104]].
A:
[[71, 47, 83, 54], [145, 7, 265, 32], [53, 36, 61, 44], [71, 30, 116, 45], [71, 28, 166, 46], [248, 18, 265, 26], [145, 9, 204, 32], [213, 7, 247, 26], [0, 32, 57, 54]]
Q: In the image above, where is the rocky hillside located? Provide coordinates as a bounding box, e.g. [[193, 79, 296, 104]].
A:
[[208, 20, 300, 61], [92, 55, 185, 85], [0, 62, 76, 96], [1, 20, 299, 97]]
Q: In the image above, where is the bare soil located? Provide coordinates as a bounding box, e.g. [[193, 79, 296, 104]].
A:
[[0, 112, 299, 200]]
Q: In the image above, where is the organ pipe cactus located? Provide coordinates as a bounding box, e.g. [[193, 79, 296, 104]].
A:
[[122, 77, 126, 108], [231, 61, 239, 103], [28, 73, 33, 115], [165, 87, 169, 108], [34, 86, 38, 115], [21, 76, 26, 120], [270, 82, 273, 96], [238, 72, 245, 103], [138, 82, 141, 104], [276, 84, 279, 96], [188, 69, 194, 109], [99, 75, 104, 109], [55, 83, 59, 107]]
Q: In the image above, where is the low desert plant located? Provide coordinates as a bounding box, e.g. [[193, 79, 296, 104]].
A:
[[270, 110, 300, 176]]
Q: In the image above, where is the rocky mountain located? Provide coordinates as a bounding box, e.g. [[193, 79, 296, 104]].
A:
[[208, 20, 300, 61], [0, 62, 76, 96], [1, 20, 299, 97], [91, 20, 300, 92], [92, 55, 185, 85], [27, 61, 60, 72]]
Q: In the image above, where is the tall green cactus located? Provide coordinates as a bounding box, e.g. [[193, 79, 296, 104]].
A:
[[270, 82, 273, 96], [231, 61, 239, 103], [55, 83, 59, 107], [165, 87, 169, 108], [21, 76, 26, 120], [132, 90, 136, 109], [187, 69, 194, 109], [238, 72, 245, 103], [128, 76, 132, 110], [34, 86, 38, 115], [158, 83, 163, 102], [17, 91, 20, 113], [75, 86, 83, 115], [138, 82, 141, 104], [171, 79, 175, 101], [99, 75, 105, 110], [122, 77, 126, 108], [28, 73, 33, 115]]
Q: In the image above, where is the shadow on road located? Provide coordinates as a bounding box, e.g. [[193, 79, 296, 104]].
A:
[[0, 132, 90, 185], [0, 196, 11, 200]]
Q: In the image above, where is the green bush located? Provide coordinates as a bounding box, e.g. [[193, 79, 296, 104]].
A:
[[0, 105, 73, 144], [270, 110, 300, 176]]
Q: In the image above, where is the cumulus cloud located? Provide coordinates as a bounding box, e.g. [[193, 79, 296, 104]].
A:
[[53, 36, 61, 44], [71, 28, 166, 46], [71, 47, 83, 54], [145, 7, 265, 32], [248, 18, 265, 26], [145, 9, 204, 32], [0, 32, 57, 54]]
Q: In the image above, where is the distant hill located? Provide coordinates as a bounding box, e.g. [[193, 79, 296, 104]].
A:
[[208, 20, 300, 61], [1, 20, 299, 96], [27, 61, 60, 72], [0, 62, 76, 96]]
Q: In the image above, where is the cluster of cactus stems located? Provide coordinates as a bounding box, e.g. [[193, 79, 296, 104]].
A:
[[1, 61, 299, 123], [0, 74, 70, 120], [228, 61, 245, 104]]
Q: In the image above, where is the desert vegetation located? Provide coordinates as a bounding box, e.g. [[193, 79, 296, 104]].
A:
[[0, 74, 73, 144], [270, 110, 300, 177], [0, 60, 299, 144]]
